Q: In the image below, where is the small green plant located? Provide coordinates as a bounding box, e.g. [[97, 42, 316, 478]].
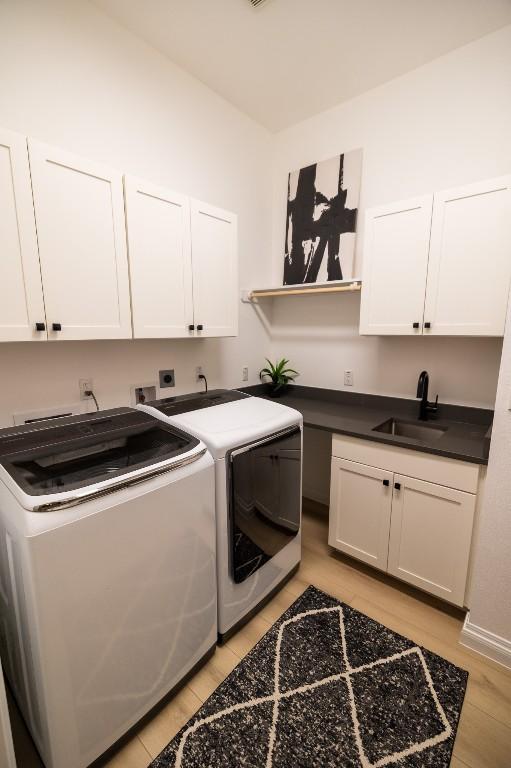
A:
[[260, 358, 299, 393]]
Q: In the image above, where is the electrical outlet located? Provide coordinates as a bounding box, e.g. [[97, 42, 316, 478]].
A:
[[242, 366, 249, 382], [159, 369, 175, 388], [79, 378, 93, 400], [195, 366, 203, 382], [344, 370, 354, 387]]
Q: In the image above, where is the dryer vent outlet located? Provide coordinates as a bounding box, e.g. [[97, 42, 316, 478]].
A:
[[159, 370, 175, 388]]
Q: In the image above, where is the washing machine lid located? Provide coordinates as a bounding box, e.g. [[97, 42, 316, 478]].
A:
[[0, 408, 200, 498], [141, 394, 302, 459]]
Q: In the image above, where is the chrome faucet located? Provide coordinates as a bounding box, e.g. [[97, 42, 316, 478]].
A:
[[416, 371, 439, 421]]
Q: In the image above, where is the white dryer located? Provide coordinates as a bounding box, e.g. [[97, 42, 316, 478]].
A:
[[0, 408, 216, 768], [139, 391, 302, 641]]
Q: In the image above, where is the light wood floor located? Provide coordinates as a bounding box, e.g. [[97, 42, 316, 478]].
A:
[[9, 500, 511, 767]]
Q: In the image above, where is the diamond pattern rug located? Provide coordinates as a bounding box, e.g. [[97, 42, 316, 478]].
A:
[[151, 586, 467, 767]]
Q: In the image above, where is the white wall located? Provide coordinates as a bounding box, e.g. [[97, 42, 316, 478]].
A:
[[269, 25, 511, 408], [465, 292, 511, 648], [0, 6, 509, 428], [269, 292, 502, 407], [0, 0, 273, 427]]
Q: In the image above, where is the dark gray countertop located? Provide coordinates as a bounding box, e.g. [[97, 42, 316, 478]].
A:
[[241, 385, 492, 465]]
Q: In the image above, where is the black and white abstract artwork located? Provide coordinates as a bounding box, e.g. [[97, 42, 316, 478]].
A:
[[284, 148, 362, 285]]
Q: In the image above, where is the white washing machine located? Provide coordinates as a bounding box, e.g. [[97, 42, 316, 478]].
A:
[[0, 408, 216, 768], [139, 390, 302, 641]]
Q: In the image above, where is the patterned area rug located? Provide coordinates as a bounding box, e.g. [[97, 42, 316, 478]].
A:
[[151, 586, 468, 767]]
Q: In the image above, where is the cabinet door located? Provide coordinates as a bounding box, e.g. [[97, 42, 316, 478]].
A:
[[190, 199, 238, 337], [424, 176, 511, 336], [124, 176, 193, 338], [388, 475, 475, 606], [0, 128, 46, 341], [359, 195, 433, 335], [29, 140, 132, 340], [328, 457, 392, 571]]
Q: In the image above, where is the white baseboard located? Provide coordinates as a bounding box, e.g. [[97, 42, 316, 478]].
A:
[[460, 612, 511, 669]]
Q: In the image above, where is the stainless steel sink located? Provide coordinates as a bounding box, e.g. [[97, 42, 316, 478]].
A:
[[373, 418, 446, 441]]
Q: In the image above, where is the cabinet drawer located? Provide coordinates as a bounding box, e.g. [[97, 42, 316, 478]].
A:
[[332, 434, 479, 493]]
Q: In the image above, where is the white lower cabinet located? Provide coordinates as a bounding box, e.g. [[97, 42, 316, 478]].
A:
[[329, 458, 392, 571], [387, 475, 475, 606], [329, 435, 478, 607]]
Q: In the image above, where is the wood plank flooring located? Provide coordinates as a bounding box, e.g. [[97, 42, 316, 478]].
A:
[[9, 500, 511, 767]]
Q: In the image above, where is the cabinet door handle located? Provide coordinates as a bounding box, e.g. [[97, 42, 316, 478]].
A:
[[35, 322, 46, 331], [196, 324, 204, 331], [52, 323, 62, 331], [424, 322, 431, 329], [412, 322, 420, 329], [382, 479, 390, 487], [188, 324, 195, 331], [394, 482, 401, 490]]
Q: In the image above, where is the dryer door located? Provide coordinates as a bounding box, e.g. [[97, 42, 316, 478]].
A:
[[228, 426, 301, 584]]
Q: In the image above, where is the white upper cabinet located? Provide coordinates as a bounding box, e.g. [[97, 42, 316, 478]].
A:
[[359, 195, 433, 335], [360, 175, 511, 336], [124, 176, 193, 338], [0, 128, 239, 343], [0, 128, 46, 342], [28, 140, 132, 340], [190, 199, 238, 338], [424, 176, 511, 336], [124, 184, 238, 339]]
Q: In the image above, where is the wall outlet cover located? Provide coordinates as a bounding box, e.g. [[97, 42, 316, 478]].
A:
[[344, 370, 354, 387], [242, 366, 249, 381], [159, 369, 175, 388]]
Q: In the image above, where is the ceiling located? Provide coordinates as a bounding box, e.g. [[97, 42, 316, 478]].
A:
[[91, 0, 511, 131]]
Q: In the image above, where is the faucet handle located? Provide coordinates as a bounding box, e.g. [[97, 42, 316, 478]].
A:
[[428, 394, 439, 415]]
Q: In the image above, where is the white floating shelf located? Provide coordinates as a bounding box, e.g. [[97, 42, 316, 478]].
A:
[[243, 278, 362, 302]]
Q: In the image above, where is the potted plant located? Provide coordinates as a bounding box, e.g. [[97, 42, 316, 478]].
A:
[[259, 358, 298, 398]]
